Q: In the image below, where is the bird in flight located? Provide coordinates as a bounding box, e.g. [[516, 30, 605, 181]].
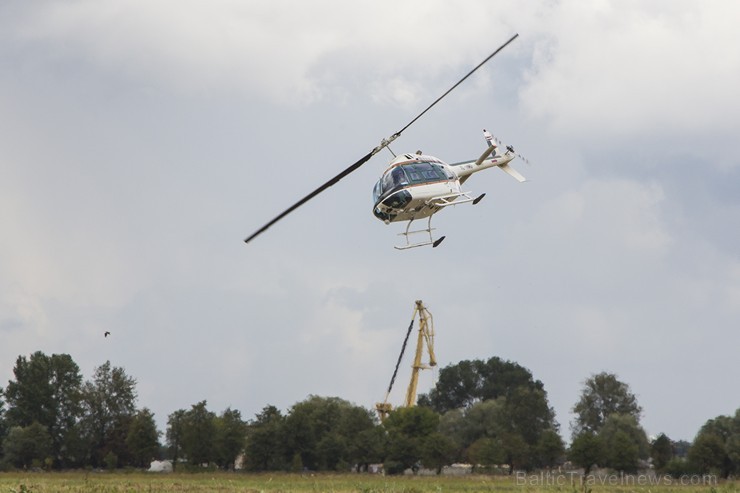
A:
[[104, 331, 111, 338]]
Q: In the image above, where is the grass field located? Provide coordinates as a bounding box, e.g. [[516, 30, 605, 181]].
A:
[[0, 471, 737, 493]]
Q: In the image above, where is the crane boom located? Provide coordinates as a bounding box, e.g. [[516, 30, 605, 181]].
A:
[[404, 300, 436, 408], [376, 300, 437, 421]]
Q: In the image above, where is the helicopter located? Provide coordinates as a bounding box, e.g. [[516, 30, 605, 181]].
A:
[[244, 34, 521, 248], [372, 129, 525, 249]]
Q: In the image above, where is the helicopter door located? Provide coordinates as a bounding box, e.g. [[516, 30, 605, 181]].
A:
[[446, 175, 462, 196]]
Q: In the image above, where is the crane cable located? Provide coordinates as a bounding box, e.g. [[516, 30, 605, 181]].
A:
[[384, 317, 415, 397]]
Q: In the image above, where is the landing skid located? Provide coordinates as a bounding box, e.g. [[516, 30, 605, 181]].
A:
[[392, 191, 484, 250], [394, 216, 446, 250]]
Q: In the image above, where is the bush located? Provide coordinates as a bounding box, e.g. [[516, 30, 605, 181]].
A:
[[664, 457, 695, 477], [104, 451, 118, 470]]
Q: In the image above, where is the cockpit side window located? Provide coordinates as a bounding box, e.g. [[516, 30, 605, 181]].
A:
[[374, 161, 452, 204], [402, 162, 448, 184], [374, 166, 410, 203]]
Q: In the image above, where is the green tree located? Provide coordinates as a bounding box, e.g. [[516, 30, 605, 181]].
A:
[[166, 409, 185, 469], [125, 408, 160, 468], [688, 432, 727, 476], [421, 432, 457, 474], [214, 408, 246, 470], [245, 405, 285, 471], [281, 396, 372, 471], [456, 399, 507, 448], [316, 432, 347, 470], [500, 431, 531, 473], [421, 357, 558, 471], [572, 372, 641, 434], [606, 430, 640, 473], [0, 388, 6, 461], [466, 437, 504, 470], [599, 414, 650, 466], [334, 404, 377, 470], [351, 426, 386, 472], [688, 411, 739, 478], [503, 386, 557, 449], [180, 401, 216, 466], [383, 406, 439, 474], [1, 422, 52, 469], [437, 390, 558, 471], [568, 431, 603, 475], [534, 428, 565, 468], [4, 352, 83, 467], [729, 409, 740, 474], [650, 433, 673, 472], [419, 357, 545, 413], [79, 361, 137, 467]]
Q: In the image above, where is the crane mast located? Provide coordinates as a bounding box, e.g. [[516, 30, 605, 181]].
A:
[[376, 300, 437, 421]]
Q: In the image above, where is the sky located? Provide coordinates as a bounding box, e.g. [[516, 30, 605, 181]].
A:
[[1, 1, 738, 443]]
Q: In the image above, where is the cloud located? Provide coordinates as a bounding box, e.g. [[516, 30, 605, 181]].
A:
[[7, 1, 527, 106], [519, 1, 740, 154]]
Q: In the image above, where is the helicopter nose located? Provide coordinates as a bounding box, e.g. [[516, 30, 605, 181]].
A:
[[382, 189, 411, 209]]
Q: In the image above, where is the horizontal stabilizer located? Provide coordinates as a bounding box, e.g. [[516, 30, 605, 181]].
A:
[[499, 163, 526, 182]]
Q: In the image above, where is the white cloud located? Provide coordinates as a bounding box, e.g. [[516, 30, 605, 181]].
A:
[[9, 1, 527, 106], [520, 1, 740, 151]]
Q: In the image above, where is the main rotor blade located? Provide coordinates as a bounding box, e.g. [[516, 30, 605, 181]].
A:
[[244, 33, 519, 244], [396, 33, 519, 136], [243, 150, 374, 244]]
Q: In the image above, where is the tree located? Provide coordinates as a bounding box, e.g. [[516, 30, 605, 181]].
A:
[[3, 352, 83, 467], [0, 388, 6, 461], [281, 396, 373, 471], [568, 431, 603, 475], [455, 399, 507, 449], [534, 429, 565, 468], [1, 422, 52, 469], [688, 411, 739, 478], [435, 389, 560, 472], [334, 403, 377, 471], [245, 405, 285, 471], [502, 386, 557, 449], [79, 361, 137, 467], [606, 430, 640, 473], [383, 406, 439, 474], [180, 401, 216, 466], [598, 413, 649, 465], [421, 432, 457, 474], [420, 357, 559, 471], [126, 408, 161, 468], [351, 426, 386, 472], [466, 437, 504, 470], [688, 432, 727, 476], [214, 408, 246, 470], [572, 372, 642, 435], [650, 433, 673, 472], [419, 357, 545, 414], [500, 431, 531, 473], [166, 409, 186, 469]]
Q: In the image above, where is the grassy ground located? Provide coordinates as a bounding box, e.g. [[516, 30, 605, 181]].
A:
[[0, 471, 737, 493]]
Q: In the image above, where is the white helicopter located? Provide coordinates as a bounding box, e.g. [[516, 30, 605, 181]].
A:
[[372, 130, 525, 249], [244, 34, 521, 248]]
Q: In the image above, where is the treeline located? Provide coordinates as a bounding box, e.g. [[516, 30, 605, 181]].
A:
[[1, 351, 738, 478]]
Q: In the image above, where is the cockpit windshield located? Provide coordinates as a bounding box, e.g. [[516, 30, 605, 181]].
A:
[[373, 161, 452, 204]]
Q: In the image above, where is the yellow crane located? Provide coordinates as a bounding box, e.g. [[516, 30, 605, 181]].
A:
[[376, 300, 437, 421]]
